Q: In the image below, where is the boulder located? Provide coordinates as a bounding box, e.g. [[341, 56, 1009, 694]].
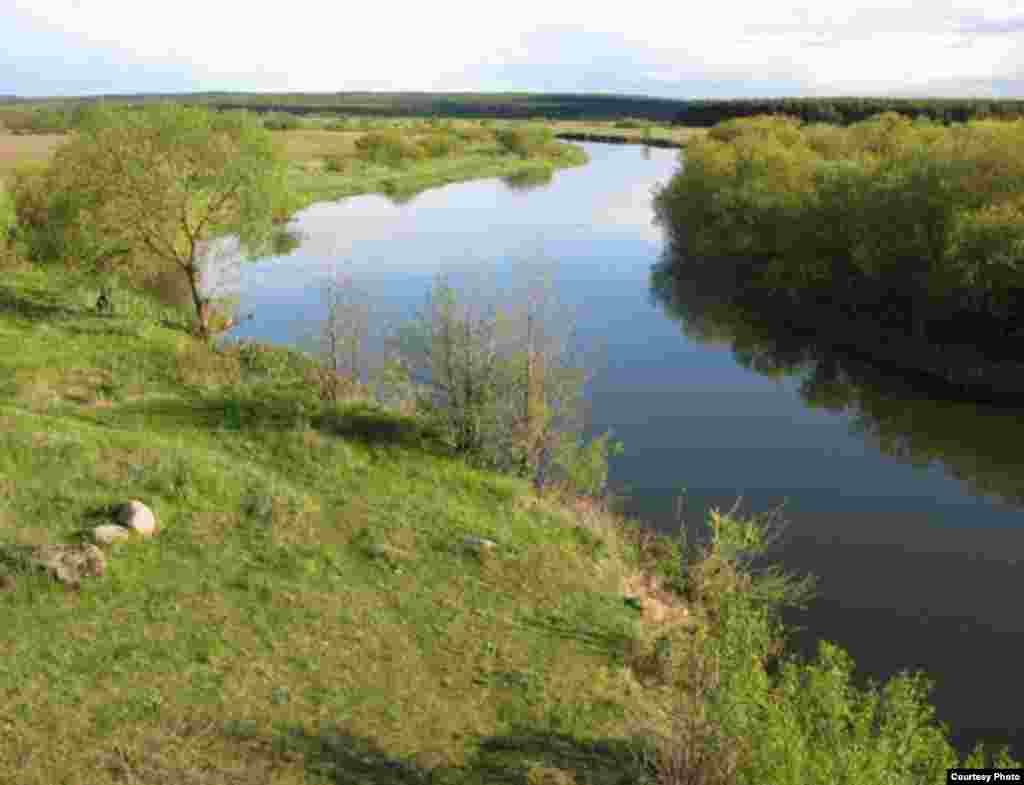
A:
[[93, 524, 133, 546], [29, 544, 106, 588], [116, 500, 157, 537]]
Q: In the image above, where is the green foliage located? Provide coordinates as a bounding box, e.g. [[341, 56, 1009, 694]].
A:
[[25, 103, 292, 337], [655, 114, 1024, 340], [261, 112, 303, 131], [551, 430, 624, 499], [496, 126, 557, 158], [0, 105, 73, 134], [417, 131, 465, 158], [379, 274, 598, 485], [354, 130, 427, 165], [641, 506, 1018, 784]]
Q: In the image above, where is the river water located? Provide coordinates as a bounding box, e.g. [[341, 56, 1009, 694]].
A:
[[230, 142, 1024, 756]]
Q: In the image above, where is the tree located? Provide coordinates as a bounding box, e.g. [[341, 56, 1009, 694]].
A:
[[42, 103, 293, 338], [380, 265, 613, 494]]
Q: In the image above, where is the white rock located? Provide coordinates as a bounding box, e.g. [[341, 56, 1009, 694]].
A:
[[93, 524, 133, 545], [117, 500, 158, 537], [463, 536, 498, 552]]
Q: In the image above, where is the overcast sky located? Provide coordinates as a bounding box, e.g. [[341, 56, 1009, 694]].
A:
[[3, 0, 1023, 99]]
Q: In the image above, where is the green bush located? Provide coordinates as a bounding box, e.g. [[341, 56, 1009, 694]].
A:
[[551, 430, 624, 499], [655, 114, 1024, 323], [261, 112, 303, 131], [417, 131, 464, 158], [354, 130, 427, 166], [322, 154, 350, 174], [496, 126, 557, 158]]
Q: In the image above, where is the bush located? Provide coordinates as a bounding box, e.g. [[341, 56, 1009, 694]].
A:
[[496, 126, 557, 158], [355, 130, 427, 166], [322, 154, 350, 174], [551, 430, 624, 499], [262, 112, 303, 131], [417, 131, 465, 158]]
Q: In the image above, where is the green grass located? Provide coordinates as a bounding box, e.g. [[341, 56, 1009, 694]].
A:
[[286, 128, 589, 206], [0, 264, 689, 785]]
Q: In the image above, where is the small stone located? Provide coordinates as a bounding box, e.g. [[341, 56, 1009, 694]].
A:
[[93, 524, 133, 546], [117, 500, 158, 537], [463, 536, 498, 553]]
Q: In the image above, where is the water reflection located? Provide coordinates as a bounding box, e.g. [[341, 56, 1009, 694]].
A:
[[502, 167, 555, 191], [648, 256, 1024, 507]]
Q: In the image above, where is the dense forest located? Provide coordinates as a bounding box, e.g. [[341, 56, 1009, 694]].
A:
[[5, 93, 1024, 132]]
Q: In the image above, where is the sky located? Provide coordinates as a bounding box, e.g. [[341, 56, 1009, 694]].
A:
[[2, 0, 1023, 99]]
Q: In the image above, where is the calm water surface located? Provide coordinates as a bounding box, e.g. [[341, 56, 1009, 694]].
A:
[[232, 143, 1024, 755]]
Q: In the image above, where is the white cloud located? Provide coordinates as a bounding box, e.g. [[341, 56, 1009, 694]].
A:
[[5, 0, 1024, 96]]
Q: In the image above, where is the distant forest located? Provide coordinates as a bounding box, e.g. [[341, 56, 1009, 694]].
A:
[[4, 92, 1024, 128]]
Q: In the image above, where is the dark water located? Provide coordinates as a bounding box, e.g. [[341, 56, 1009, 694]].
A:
[[231, 143, 1024, 756]]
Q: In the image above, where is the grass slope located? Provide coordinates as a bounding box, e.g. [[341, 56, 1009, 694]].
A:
[[0, 264, 692, 784]]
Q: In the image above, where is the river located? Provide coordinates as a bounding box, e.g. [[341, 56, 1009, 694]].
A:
[[229, 142, 1024, 757]]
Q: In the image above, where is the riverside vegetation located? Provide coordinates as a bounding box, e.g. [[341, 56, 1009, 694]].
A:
[[654, 112, 1024, 394], [0, 102, 1018, 783]]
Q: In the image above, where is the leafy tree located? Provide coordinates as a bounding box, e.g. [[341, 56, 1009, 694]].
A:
[[37, 103, 293, 338]]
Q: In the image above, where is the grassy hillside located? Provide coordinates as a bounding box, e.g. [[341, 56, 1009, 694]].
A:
[[0, 262, 702, 784]]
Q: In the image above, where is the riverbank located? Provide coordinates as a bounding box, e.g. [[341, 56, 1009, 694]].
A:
[[0, 254, 1008, 783], [279, 126, 590, 206], [0, 126, 590, 208], [0, 263, 686, 783]]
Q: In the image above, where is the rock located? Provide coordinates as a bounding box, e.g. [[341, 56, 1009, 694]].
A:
[[116, 500, 157, 537], [463, 536, 498, 553], [29, 544, 106, 588], [93, 524, 133, 546]]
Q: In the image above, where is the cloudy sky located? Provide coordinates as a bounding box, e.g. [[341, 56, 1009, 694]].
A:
[[3, 0, 1023, 98]]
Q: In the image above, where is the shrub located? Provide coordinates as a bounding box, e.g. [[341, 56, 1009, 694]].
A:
[[417, 131, 464, 158], [354, 130, 426, 166], [322, 154, 350, 174], [550, 430, 624, 499], [496, 126, 557, 158], [262, 112, 303, 131], [455, 124, 495, 144]]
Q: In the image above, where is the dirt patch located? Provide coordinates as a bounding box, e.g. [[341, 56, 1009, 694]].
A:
[[0, 133, 63, 175]]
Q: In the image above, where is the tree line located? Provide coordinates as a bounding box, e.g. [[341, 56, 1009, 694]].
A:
[[672, 97, 1024, 126]]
